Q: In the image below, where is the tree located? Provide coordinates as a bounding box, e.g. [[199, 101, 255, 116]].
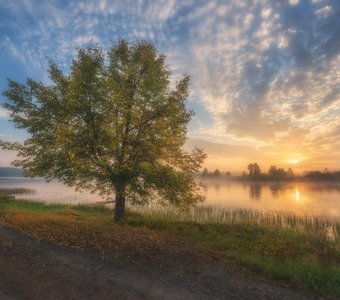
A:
[[287, 168, 294, 180], [268, 166, 278, 178], [247, 163, 261, 178], [0, 40, 206, 222], [268, 166, 287, 180], [253, 163, 261, 177], [212, 169, 221, 177], [247, 164, 254, 176], [201, 167, 209, 177]]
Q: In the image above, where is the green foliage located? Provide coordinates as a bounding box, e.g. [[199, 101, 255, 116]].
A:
[[0, 188, 34, 197], [71, 204, 111, 215], [1, 40, 206, 220], [254, 229, 304, 258], [0, 196, 67, 213]]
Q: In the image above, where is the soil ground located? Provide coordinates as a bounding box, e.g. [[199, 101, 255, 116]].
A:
[[0, 226, 331, 299]]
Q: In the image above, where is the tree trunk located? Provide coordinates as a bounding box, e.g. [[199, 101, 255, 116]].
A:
[[114, 184, 126, 223]]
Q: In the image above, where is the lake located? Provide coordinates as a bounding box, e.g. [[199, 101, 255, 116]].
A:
[[201, 179, 340, 220], [0, 177, 103, 204], [0, 177, 339, 219]]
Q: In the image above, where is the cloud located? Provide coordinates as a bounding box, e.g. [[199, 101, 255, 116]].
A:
[[0, 0, 339, 170], [315, 5, 333, 18], [172, 0, 340, 154], [0, 0, 192, 77], [74, 35, 100, 47], [0, 108, 10, 119], [185, 138, 259, 159]]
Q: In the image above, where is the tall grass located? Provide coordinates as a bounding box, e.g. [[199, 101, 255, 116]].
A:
[[131, 204, 339, 242]]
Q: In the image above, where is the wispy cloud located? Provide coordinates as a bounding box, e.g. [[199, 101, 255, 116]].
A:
[[174, 0, 340, 158], [0, 0, 339, 170]]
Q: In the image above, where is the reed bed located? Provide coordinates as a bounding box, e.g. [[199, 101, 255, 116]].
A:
[[131, 205, 339, 241]]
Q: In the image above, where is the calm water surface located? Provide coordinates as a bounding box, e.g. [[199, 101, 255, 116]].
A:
[[201, 179, 340, 219], [0, 177, 103, 204], [1, 177, 339, 219]]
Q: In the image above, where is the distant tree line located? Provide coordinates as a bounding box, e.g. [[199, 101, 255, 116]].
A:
[[241, 163, 340, 182], [201, 164, 293, 181], [0, 167, 24, 177], [304, 170, 340, 181], [201, 167, 231, 178], [200, 163, 340, 182], [241, 163, 295, 181]]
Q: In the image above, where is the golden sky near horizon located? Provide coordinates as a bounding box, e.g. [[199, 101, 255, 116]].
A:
[[184, 138, 339, 175]]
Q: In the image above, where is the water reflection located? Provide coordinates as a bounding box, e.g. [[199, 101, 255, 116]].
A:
[[249, 183, 262, 200], [200, 179, 340, 219], [269, 184, 281, 197], [214, 184, 220, 193]]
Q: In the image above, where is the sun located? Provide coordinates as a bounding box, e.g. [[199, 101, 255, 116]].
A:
[[284, 153, 308, 165], [286, 158, 300, 164]]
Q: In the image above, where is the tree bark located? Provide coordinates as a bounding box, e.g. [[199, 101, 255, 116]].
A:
[[114, 184, 126, 223]]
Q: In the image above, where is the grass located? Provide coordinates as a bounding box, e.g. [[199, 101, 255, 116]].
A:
[[0, 187, 35, 197], [127, 210, 340, 296], [0, 197, 67, 212], [0, 188, 339, 297], [131, 204, 339, 240]]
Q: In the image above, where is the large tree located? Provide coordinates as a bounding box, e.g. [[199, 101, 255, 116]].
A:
[[1, 40, 206, 222]]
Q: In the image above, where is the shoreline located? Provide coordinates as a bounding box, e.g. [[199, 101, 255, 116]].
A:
[[0, 193, 339, 298]]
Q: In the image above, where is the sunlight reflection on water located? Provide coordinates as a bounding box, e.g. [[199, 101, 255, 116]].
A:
[[200, 179, 340, 219], [295, 188, 300, 202]]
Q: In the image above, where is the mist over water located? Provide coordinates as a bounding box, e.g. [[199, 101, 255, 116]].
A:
[[0, 177, 103, 204], [0, 177, 339, 219]]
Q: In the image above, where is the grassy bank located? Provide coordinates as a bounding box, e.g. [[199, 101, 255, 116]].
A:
[[0, 189, 339, 297]]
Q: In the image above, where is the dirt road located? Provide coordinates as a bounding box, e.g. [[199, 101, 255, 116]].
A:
[[0, 226, 327, 299]]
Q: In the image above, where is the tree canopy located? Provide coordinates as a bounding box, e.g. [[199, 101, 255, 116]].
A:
[[247, 163, 261, 177], [1, 40, 206, 222]]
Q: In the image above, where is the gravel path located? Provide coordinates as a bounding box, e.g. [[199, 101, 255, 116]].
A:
[[0, 226, 329, 299]]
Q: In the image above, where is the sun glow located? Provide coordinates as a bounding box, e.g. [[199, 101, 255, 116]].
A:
[[286, 158, 300, 164], [284, 153, 308, 165]]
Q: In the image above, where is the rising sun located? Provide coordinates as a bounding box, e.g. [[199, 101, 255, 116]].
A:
[[285, 158, 300, 164], [284, 153, 308, 165]]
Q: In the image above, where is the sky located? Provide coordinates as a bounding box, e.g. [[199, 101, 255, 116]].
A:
[[0, 0, 339, 174]]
